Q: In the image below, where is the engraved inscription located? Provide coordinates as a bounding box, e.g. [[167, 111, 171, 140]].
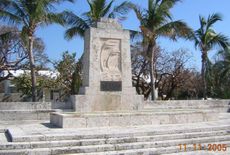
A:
[[101, 81, 122, 91], [100, 39, 121, 81]]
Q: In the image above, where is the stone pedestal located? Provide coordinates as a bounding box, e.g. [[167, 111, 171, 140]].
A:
[[72, 18, 143, 112]]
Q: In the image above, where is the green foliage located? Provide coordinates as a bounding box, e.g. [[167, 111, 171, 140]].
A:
[[191, 13, 230, 99], [193, 13, 230, 52], [64, 0, 133, 39], [12, 51, 82, 101], [0, 0, 74, 101], [207, 48, 230, 99], [55, 51, 82, 97], [71, 65, 82, 94], [132, 0, 192, 100], [132, 0, 192, 43], [13, 73, 57, 98]]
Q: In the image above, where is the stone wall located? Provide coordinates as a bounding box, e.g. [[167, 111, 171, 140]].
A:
[[0, 101, 54, 121], [0, 102, 52, 110], [0, 93, 23, 102]]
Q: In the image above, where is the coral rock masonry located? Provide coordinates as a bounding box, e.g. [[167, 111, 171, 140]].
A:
[[71, 18, 143, 112]]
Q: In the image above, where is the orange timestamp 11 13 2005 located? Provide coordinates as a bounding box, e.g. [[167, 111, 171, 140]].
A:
[[178, 144, 227, 152]]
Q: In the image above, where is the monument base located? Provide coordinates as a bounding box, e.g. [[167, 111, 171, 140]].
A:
[[71, 92, 144, 112], [50, 110, 218, 128]]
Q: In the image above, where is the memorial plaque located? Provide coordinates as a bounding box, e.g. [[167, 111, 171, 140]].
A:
[[100, 81, 122, 91]]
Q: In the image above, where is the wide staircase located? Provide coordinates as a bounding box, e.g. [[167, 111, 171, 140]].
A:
[[0, 100, 229, 155]]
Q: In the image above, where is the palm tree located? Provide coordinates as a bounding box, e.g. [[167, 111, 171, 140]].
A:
[[192, 13, 230, 99], [218, 48, 230, 77], [64, 0, 133, 39], [0, 0, 73, 101], [132, 0, 192, 100]]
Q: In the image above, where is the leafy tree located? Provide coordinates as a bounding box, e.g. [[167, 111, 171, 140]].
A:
[[132, 0, 192, 100], [13, 73, 57, 100], [191, 13, 230, 99], [131, 42, 151, 99], [13, 51, 82, 101], [207, 48, 230, 98], [217, 48, 230, 77], [0, 0, 74, 101], [64, 0, 133, 39], [71, 62, 82, 95], [55, 51, 82, 99], [0, 26, 46, 82]]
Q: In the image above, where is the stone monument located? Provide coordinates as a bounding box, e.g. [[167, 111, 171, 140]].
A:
[[71, 18, 143, 112], [50, 18, 217, 128]]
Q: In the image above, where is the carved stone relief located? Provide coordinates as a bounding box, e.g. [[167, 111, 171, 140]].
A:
[[100, 39, 122, 81]]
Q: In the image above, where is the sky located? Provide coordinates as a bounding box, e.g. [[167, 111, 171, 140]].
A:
[[35, 0, 230, 70]]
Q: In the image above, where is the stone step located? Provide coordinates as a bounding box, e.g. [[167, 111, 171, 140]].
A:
[[144, 105, 230, 109], [0, 128, 6, 132], [10, 124, 230, 142], [72, 141, 230, 155], [0, 136, 229, 155], [164, 150, 230, 155], [145, 100, 230, 107], [219, 113, 230, 120], [144, 103, 230, 107], [0, 110, 55, 121], [1, 130, 228, 150], [51, 110, 218, 128], [0, 133, 8, 143], [143, 107, 230, 113]]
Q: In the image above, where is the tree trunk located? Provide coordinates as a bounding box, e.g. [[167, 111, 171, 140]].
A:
[[147, 41, 157, 100], [201, 51, 207, 100], [28, 33, 36, 102]]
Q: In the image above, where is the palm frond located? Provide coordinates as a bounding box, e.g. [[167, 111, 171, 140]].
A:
[[215, 48, 230, 77], [20, 26, 29, 49], [64, 11, 89, 39], [101, 0, 113, 18], [157, 0, 180, 20], [42, 12, 65, 26], [50, 0, 75, 4], [206, 13, 222, 30], [90, 0, 107, 21], [0, 0, 22, 25], [0, 31, 13, 42], [194, 38, 201, 50], [0, 10, 21, 25], [208, 33, 230, 50], [65, 26, 85, 40], [148, 0, 154, 13], [132, 5, 143, 22], [108, 1, 133, 20], [159, 0, 181, 10], [198, 15, 206, 34], [156, 20, 193, 41]]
